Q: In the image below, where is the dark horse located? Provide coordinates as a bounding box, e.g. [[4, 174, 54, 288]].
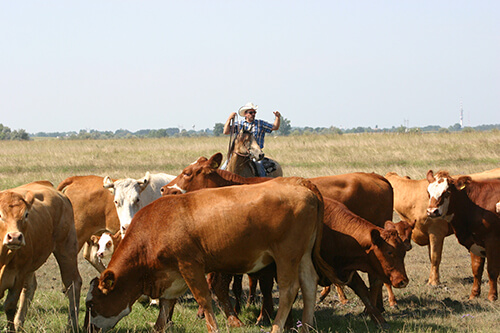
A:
[[226, 128, 283, 178]]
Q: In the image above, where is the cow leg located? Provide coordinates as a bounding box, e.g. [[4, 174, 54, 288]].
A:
[[385, 283, 397, 307], [427, 224, 449, 286], [179, 263, 219, 333], [247, 274, 258, 306], [335, 284, 349, 304], [53, 243, 83, 332], [4, 283, 24, 333], [349, 273, 387, 327], [82, 240, 107, 273], [232, 274, 243, 314], [469, 253, 485, 300], [298, 251, 319, 332], [318, 285, 331, 302], [13, 272, 37, 331], [255, 267, 275, 326], [210, 273, 244, 327], [154, 298, 177, 332], [368, 274, 384, 314], [485, 245, 499, 301], [272, 261, 300, 333]]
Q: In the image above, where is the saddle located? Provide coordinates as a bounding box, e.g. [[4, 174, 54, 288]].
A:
[[251, 157, 278, 177]]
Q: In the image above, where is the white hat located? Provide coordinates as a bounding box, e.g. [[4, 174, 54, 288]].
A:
[[238, 102, 258, 117]]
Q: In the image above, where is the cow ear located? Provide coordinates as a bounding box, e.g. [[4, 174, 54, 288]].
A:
[[90, 235, 100, 244], [23, 191, 35, 209], [426, 170, 435, 183], [103, 176, 115, 193], [384, 221, 396, 231], [370, 229, 383, 247], [99, 270, 116, 295], [208, 153, 223, 170], [454, 176, 471, 191], [139, 172, 151, 192]]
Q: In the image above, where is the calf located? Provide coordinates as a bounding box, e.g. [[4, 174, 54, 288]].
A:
[[320, 197, 408, 326], [85, 177, 339, 333], [426, 170, 500, 301], [0, 182, 82, 332]]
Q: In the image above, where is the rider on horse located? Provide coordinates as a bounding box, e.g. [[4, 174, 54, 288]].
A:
[[223, 102, 281, 176]]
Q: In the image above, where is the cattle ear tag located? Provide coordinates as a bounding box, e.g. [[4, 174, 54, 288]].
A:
[[459, 184, 466, 190], [211, 161, 219, 169]]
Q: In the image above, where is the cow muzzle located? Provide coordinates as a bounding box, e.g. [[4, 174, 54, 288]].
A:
[[426, 207, 441, 218], [3, 232, 25, 249]]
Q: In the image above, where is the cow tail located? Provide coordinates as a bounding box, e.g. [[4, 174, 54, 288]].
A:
[[301, 179, 342, 287]]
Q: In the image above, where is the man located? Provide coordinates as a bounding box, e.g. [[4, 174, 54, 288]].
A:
[[223, 102, 281, 176]]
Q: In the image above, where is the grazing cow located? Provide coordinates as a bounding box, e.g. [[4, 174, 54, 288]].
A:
[[85, 177, 339, 333], [426, 170, 500, 301], [0, 181, 82, 332], [320, 197, 408, 326], [385, 168, 500, 286], [162, 153, 411, 323], [103, 172, 176, 236], [57, 175, 120, 272]]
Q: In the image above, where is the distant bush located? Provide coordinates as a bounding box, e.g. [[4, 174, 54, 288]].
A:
[[0, 124, 30, 141]]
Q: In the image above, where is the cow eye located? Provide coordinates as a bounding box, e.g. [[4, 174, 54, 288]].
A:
[[135, 198, 140, 204], [114, 200, 119, 207], [24, 211, 29, 219]]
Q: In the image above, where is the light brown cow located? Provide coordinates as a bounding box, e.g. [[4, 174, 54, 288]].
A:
[[0, 181, 82, 332], [85, 177, 339, 333], [57, 175, 120, 272], [386, 168, 500, 286]]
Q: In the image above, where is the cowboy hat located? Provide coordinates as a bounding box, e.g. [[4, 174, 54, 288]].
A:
[[238, 102, 258, 117]]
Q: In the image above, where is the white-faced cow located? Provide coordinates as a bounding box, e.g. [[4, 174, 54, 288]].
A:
[[85, 177, 339, 333], [103, 172, 175, 236], [426, 170, 500, 301], [0, 181, 82, 332], [386, 168, 500, 286]]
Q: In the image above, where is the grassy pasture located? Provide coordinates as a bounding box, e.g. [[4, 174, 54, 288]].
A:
[[0, 131, 499, 332]]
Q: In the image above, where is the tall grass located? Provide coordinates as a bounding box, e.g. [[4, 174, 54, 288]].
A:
[[0, 132, 499, 332]]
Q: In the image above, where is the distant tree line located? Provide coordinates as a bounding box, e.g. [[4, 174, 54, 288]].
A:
[[0, 124, 30, 140], [5, 120, 500, 141]]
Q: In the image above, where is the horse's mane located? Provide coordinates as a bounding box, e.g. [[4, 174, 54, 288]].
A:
[[214, 169, 269, 185]]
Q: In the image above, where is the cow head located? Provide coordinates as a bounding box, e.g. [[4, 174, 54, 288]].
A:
[[103, 172, 151, 237], [0, 191, 35, 251], [368, 226, 409, 288], [85, 271, 137, 331], [92, 232, 115, 259], [426, 170, 470, 218], [388, 220, 413, 251], [161, 153, 223, 196]]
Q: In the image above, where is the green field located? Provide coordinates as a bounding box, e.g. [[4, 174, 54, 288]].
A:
[[0, 132, 499, 332]]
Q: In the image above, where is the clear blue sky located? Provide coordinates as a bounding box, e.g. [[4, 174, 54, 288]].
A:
[[1, 1, 499, 133]]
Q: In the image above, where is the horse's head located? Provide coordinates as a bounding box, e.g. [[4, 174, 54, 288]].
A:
[[233, 129, 264, 161]]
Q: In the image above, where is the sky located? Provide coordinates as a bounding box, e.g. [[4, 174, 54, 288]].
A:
[[1, 1, 499, 133]]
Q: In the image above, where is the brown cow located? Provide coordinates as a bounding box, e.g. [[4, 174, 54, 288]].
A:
[[426, 170, 500, 301], [0, 181, 82, 332], [85, 177, 339, 333], [385, 168, 500, 286], [57, 175, 120, 272], [320, 197, 408, 326], [162, 153, 411, 322]]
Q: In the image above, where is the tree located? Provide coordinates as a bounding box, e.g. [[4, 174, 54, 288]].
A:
[[213, 123, 224, 136], [275, 117, 291, 136]]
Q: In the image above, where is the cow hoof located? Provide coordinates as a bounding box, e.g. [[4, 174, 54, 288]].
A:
[[256, 316, 271, 327], [227, 316, 244, 328]]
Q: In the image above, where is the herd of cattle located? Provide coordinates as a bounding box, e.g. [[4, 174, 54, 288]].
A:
[[0, 151, 499, 333]]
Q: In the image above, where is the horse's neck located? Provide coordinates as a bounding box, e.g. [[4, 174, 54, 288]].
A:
[[227, 153, 256, 177]]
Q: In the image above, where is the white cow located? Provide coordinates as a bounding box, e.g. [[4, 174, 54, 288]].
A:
[[103, 172, 176, 236], [93, 231, 121, 259]]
